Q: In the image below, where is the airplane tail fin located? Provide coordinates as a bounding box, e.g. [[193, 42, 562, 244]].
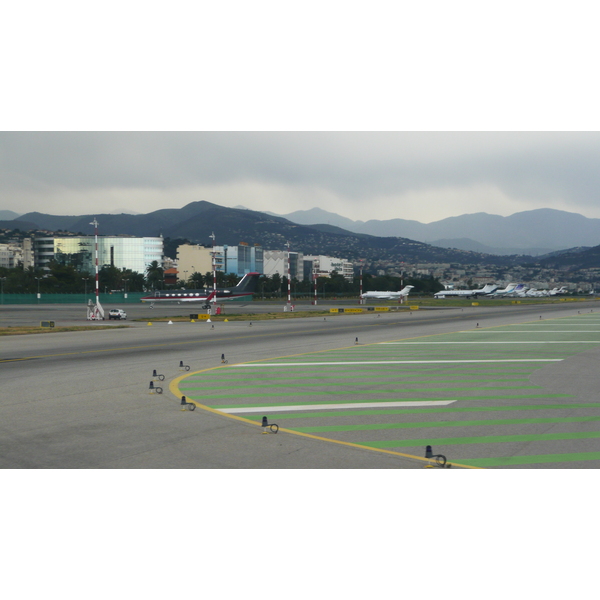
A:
[[234, 272, 261, 293]]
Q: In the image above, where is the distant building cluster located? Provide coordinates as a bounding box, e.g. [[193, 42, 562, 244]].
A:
[[3, 227, 596, 294], [175, 243, 354, 282], [1, 231, 356, 285], [0, 238, 33, 268]]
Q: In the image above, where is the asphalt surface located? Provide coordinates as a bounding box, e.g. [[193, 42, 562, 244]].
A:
[[2, 299, 600, 468]]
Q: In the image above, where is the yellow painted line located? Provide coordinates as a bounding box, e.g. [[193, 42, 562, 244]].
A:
[[170, 348, 484, 469], [170, 370, 479, 468]]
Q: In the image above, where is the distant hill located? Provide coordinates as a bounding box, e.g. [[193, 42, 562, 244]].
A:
[[276, 207, 600, 255], [431, 237, 554, 256], [0, 219, 40, 231], [16, 200, 520, 266], [271, 207, 365, 232], [538, 245, 600, 269], [0, 210, 22, 220]]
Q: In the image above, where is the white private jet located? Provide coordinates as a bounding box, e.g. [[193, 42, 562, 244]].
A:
[[434, 284, 497, 299], [551, 287, 569, 295], [505, 284, 528, 297], [361, 285, 414, 301], [487, 283, 517, 297]]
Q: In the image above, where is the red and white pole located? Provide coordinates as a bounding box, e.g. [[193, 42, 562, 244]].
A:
[[87, 217, 104, 319], [359, 265, 363, 304], [92, 217, 99, 302], [285, 241, 291, 307], [210, 232, 217, 301]]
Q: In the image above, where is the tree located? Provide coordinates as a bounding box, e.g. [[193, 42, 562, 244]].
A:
[[146, 260, 164, 290], [189, 272, 205, 288]]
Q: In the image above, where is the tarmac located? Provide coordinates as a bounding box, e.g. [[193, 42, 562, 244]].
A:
[[2, 299, 600, 468]]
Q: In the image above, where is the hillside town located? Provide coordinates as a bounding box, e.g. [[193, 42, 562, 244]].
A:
[[1, 225, 598, 295]]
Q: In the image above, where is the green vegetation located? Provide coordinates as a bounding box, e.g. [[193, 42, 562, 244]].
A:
[[0, 263, 145, 294]]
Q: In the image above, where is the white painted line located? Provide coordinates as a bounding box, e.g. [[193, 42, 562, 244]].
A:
[[460, 330, 600, 333], [219, 400, 457, 414], [380, 341, 600, 344], [233, 359, 563, 366]]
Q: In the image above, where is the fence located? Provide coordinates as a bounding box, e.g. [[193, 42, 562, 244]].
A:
[[0, 292, 148, 305]]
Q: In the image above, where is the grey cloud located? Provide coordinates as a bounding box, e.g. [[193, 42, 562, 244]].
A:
[[2, 132, 600, 209]]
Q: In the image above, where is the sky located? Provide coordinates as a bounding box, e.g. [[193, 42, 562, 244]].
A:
[[2, 2, 600, 226], [3, 131, 600, 223]]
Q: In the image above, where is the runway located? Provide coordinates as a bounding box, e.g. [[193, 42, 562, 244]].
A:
[[2, 300, 600, 468]]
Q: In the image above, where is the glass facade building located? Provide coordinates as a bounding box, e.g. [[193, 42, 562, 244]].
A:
[[220, 244, 263, 276], [34, 236, 163, 274]]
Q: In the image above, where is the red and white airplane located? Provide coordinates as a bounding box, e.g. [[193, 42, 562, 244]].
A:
[[141, 272, 260, 308]]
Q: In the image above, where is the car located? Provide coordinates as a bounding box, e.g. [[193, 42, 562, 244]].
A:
[[108, 308, 127, 320]]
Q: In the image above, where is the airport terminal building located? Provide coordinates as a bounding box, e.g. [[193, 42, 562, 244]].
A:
[[34, 236, 164, 274]]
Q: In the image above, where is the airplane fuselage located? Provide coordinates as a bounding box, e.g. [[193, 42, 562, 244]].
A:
[[140, 272, 260, 305]]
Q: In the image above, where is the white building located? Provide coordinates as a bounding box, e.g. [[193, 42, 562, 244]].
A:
[[263, 250, 304, 281], [0, 244, 15, 268], [303, 255, 354, 280]]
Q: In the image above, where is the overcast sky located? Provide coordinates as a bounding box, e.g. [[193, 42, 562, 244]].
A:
[[3, 3, 600, 224], [2, 131, 600, 223]]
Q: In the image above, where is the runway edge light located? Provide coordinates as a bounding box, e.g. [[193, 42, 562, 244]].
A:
[[261, 416, 279, 434]]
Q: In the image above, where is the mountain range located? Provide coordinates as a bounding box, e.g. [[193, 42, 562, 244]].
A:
[[3, 201, 600, 268], [272, 207, 600, 256], [2, 201, 517, 266]]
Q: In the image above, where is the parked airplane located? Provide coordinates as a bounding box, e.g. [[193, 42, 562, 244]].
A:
[[361, 285, 414, 301], [487, 283, 517, 297], [504, 283, 528, 297], [551, 287, 569, 295], [141, 272, 261, 308], [434, 284, 497, 299]]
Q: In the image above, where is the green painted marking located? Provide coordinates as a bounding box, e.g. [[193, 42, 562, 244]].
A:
[[360, 430, 600, 448], [181, 384, 542, 398], [186, 381, 536, 393], [185, 375, 530, 385], [292, 414, 600, 433], [241, 402, 600, 421], [456, 452, 600, 467]]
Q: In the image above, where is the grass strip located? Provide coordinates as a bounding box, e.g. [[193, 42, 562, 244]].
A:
[[0, 325, 130, 336]]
